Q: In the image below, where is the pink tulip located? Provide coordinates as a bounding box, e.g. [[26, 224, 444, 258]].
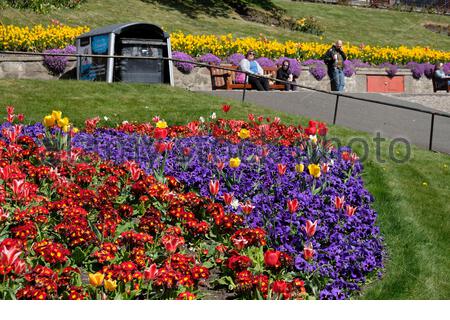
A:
[[334, 196, 345, 210], [277, 163, 287, 175], [345, 205, 357, 217], [240, 201, 255, 215], [287, 199, 299, 214], [303, 220, 317, 238], [0, 246, 22, 266], [144, 263, 158, 281], [216, 161, 225, 171], [209, 180, 220, 196]]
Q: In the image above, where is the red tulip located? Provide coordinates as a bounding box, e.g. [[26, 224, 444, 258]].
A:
[[309, 120, 319, 128], [303, 220, 317, 238], [144, 263, 158, 281], [154, 142, 167, 153], [277, 163, 287, 175], [257, 116, 264, 122], [166, 141, 174, 151], [303, 243, 314, 261], [248, 113, 255, 122], [164, 236, 183, 253], [0, 246, 22, 266], [153, 128, 168, 139], [262, 147, 269, 157], [209, 180, 220, 196], [128, 164, 141, 181], [0, 166, 11, 181], [187, 122, 199, 134], [85, 116, 100, 132], [11, 179, 26, 198], [207, 153, 213, 162], [334, 196, 345, 210], [6, 106, 14, 115], [222, 193, 234, 206], [306, 125, 317, 135], [240, 201, 255, 215], [0, 208, 8, 222], [287, 199, 299, 214], [222, 104, 231, 113], [216, 161, 225, 171], [321, 163, 329, 174], [152, 115, 160, 123], [183, 147, 191, 156], [345, 205, 357, 217], [264, 250, 281, 268], [17, 114, 25, 123], [341, 151, 350, 161], [318, 122, 328, 136], [232, 235, 248, 250]]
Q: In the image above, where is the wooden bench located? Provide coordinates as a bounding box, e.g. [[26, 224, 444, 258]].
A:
[[209, 65, 286, 90], [432, 75, 450, 93]]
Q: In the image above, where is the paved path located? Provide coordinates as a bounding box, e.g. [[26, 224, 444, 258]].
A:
[[208, 89, 450, 154]]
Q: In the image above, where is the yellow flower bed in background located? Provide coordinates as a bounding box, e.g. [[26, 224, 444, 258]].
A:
[[0, 24, 90, 52], [1, 25, 449, 64], [171, 32, 450, 64]]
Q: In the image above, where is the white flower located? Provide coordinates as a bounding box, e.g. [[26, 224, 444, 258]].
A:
[[122, 120, 129, 125], [231, 198, 240, 210], [199, 116, 205, 123], [210, 112, 217, 120], [309, 135, 317, 144], [103, 116, 109, 121]]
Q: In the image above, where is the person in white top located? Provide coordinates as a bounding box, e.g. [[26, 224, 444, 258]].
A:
[[434, 62, 450, 90], [239, 50, 270, 91]]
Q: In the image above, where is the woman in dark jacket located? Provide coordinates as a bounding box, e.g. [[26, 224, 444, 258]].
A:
[[276, 60, 297, 91]]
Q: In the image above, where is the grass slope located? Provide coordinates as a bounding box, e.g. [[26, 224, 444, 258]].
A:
[[0, 79, 449, 299], [0, 0, 449, 50]]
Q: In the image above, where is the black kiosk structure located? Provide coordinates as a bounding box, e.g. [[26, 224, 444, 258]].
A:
[[76, 22, 173, 85]]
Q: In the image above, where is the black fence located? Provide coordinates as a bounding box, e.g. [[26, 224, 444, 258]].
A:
[[1, 50, 449, 154]]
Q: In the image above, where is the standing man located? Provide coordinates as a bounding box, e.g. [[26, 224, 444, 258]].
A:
[[323, 40, 346, 92]]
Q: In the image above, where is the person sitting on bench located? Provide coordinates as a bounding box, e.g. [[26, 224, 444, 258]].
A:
[[239, 50, 270, 91], [433, 62, 450, 91]]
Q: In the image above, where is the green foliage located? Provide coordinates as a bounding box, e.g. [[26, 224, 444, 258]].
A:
[[3, 0, 85, 13]]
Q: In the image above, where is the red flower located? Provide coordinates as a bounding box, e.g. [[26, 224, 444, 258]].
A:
[[271, 280, 291, 299], [216, 161, 225, 171], [222, 192, 234, 206], [287, 199, 299, 214], [345, 205, 357, 217], [264, 250, 281, 268], [209, 180, 220, 196], [154, 127, 168, 139], [341, 151, 350, 161], [144, 263, 158, 281], [177, 291, 196, 300], [183, 147, 191, 156], [222, 104, 231, 113], [303, 220, 317, 238], [334, 195, 345, 210], [277, 163, 287, 175], [318, 122, 328, 136], [303, 243, 314, 261], [240, 201, 255, 215], [154, 142, 168, 153]]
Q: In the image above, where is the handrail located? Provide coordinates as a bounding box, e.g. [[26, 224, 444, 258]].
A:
[[1, 50, 449, 151]]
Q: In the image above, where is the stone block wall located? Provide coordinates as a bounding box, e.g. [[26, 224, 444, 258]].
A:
[[0, 55, 437, 93]]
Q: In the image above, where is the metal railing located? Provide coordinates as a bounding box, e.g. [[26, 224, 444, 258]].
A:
[[1, 50, 449, 152]]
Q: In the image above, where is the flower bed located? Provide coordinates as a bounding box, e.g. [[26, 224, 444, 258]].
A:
[[0, 107, 384, 299]]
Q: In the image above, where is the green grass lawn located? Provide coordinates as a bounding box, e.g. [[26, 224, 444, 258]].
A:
[[0, 79, 449, 299], [1, 0, 449, 50]]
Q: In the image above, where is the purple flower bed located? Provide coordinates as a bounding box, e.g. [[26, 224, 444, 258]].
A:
[[226, 53, 245, 66], [67, 128, 384, 299], [256, 57, 275, 68], [303, 60, 327, 80], [379, 62, 398, 77], [422, 62, 435, 79], [198, 53, 221, 65], [172, 51, 195, 73], [406, 62, 424, 79], [343, 60, 355, 77], [43, 45, 76, 75]]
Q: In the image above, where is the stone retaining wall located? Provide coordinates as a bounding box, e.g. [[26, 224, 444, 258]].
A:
[[0, 55, 434, 93]]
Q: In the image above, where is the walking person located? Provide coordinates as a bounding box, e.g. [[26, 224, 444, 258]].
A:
[[239, 50, 270, 91], [276, 60, 297, 91], [323, 40, 346, 92]]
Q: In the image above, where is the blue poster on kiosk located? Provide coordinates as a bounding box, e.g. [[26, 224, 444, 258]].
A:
[[80, 35, 109, 81]]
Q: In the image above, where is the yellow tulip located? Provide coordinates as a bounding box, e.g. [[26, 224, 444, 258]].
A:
[[57, 117, 70, 128], [89, 273, 105, 287], [156, 120, 168, 129], [52, 110, 62, 121], [229, 157, 241, 168], [72, 127, 79, 133], [104, 279, 117, 292], [43, 115, 55, 127], [238, 128, 250, 139], [295, 163, 305, 173], [308, 164, 321, 178]]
